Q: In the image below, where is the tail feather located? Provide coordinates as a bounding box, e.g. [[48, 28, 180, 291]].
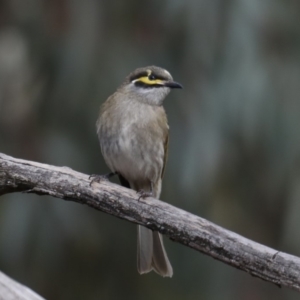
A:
[[137, 225, 153, 274], [137, 226, 173, 277], [119, 176, 173, 277], [152, 231, 173, 277]]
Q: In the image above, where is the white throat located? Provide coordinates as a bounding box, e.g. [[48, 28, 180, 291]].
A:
[[127, 82, 171, 106]]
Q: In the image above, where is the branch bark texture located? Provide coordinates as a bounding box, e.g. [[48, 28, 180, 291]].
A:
[[0, 153, 300, 292]]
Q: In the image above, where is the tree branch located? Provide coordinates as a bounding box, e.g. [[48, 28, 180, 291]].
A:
[[0, 270, 45, 300], [0, 152, 300, 292]]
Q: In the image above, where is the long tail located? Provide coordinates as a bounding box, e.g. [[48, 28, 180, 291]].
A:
[[137, 226, 173, 277], [118, 174, 173, 277]]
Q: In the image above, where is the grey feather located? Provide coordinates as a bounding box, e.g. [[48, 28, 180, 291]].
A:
[[152, 231, 173, 277], [137, 225, 153, 274], [96, 66, 181, 277], [137, 226, 173, 277]]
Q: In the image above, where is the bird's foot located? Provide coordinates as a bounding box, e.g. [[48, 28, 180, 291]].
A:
[[137, 190, 153, 201], [89, 172, 116, 186]]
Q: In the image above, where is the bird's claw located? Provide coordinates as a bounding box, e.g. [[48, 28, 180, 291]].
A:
[[89, 174, 109, 186], [89, 172, 116, 186], [137, 190, 153, 201]]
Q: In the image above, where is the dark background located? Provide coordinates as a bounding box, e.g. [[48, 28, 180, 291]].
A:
[[1, 0, 300, 299]]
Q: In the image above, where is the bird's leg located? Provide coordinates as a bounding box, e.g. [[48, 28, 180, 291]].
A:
[[89, 172, 116, 185], [137, 181, 154, 201]]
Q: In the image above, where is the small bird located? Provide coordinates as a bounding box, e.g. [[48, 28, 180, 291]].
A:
[[93, 66, 182, 277]]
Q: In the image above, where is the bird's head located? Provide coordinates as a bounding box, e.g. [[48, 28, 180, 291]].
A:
[[120, 66, 183, 106]]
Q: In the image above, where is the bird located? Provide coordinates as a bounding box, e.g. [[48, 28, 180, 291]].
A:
[[92, 66, 182, 277]]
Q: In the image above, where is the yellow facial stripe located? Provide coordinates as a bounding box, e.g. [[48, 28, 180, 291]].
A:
[[134, 76, 164, 85]]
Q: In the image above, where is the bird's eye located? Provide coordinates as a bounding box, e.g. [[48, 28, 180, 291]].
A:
[[148, 74, 156, 80]]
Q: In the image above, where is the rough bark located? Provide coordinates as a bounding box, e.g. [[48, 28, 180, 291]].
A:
[[0, 152, 300, 293]]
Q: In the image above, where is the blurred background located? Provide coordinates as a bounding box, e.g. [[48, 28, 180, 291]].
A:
[[0, 0, 300, 299]]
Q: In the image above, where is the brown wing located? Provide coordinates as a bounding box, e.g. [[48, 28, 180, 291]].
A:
[[161, 129, 169, 179]]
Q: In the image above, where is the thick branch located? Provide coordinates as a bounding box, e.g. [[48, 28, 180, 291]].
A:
[[0, 270, 45, 300], [0, 152, 300, 292]]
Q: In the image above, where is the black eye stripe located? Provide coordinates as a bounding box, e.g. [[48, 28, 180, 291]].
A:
[[129, 71, 168, 82], [149, 74, 167, 81], [134, 81, 164, 88]]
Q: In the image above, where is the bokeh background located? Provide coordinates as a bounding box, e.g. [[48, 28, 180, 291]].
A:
[[1, 0, 300, 299]]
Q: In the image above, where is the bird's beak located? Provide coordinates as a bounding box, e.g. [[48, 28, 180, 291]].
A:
[[163, 81, 183, 89]]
